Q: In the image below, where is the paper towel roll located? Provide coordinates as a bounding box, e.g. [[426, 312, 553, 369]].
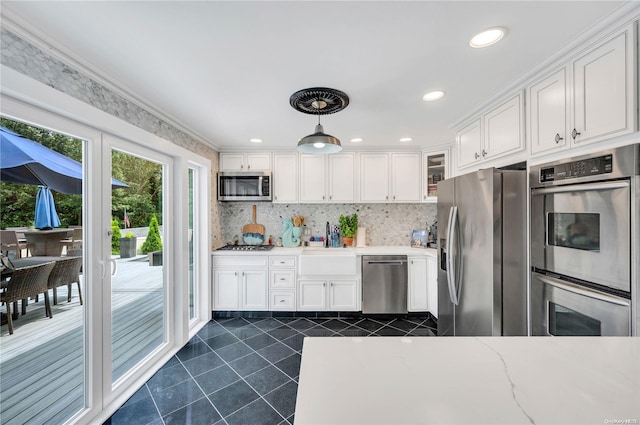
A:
[[356, 227, 367, 247]]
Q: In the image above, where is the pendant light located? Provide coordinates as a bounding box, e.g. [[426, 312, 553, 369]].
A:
[[290, 88, 349, 155]]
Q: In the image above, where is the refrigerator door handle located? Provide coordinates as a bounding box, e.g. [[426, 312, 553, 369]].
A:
[[447, 206, 459, 305]]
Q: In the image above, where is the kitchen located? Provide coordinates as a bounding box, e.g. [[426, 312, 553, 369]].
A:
[[1, 1, 639, 425]]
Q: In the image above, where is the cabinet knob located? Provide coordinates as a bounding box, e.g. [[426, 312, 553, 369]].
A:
[[322, 195, 325, 200], [275, 195, 278, 200], [386, 195, 389, 200], [240, 164, 243, 169], [411, 260, 414, 264], [235, 272, 238, 276], [323, 282, 326, 287], [571, 128, 581, 140], [330, 281, 334, 287], [280, 278, 286, 280], [555, 133, 564, 143], [279, 299, 285, 303], [329, 195, 332, 200], [247, 164, 250, 170], [474, 152, 480, 160], [424, 194, 426, 200], [481, 149, 487, 157], [393, 195, 396, 200]]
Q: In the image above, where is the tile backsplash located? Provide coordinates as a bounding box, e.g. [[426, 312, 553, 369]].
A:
[[218, 202, 437, 247]]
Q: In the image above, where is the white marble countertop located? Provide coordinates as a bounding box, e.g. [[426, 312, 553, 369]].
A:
[[212, 246, 437, 257], [295, 337, 640, 425]]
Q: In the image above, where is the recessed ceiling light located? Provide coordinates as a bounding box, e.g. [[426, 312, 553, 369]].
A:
[[350, 138, 363, 143], [399, 137, 412, 142], [422, 90, 445, 102], [249, 138, 263, 143], [469, 27, 506, 48]]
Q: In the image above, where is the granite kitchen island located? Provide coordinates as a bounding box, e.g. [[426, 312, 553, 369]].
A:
[[294, 337, 640, 425]]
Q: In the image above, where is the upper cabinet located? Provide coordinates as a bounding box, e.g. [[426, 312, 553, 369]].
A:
[[299, 153, 355, 203], [571, 28, 635, 146], [529, 26, 636, 155], [272, 153, 298, 203], [422, 149, 449, 202], [220, 153, 272, 171], [455, 93, 525, 170], [528, 68, 569, 155], [360, 152, 421, 203]]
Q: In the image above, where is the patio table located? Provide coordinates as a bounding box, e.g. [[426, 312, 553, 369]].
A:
[[23, 229, 71, 256]]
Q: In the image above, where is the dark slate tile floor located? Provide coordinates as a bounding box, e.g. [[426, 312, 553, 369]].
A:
[[105, 315, 437, 425]]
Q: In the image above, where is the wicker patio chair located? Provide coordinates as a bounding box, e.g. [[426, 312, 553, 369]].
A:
[[1, 261, 56, 335], [60, 228, 83, 254], [0, 230, 29, 259], [47, 256, 83, 306]]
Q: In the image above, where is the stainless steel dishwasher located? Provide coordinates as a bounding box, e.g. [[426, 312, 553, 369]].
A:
[[362, 255, 408, 314]]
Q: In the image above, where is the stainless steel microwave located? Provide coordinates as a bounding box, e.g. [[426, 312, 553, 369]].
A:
[[217, 171, 272, 201]]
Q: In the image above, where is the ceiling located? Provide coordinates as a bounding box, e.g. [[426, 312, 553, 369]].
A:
[[1, 1, 628, 151]]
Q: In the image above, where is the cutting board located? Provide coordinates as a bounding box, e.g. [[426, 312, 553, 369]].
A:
[[242, 205, 265, 236]]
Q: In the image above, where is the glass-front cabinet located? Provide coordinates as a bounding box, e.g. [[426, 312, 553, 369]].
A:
[[422, 149, 449, 202]]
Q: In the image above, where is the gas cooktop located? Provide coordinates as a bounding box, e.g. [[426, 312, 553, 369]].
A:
[[216, 245, 274, 251]]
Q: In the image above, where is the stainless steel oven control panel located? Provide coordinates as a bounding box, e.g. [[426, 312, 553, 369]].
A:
[[540, 153, 613, 182]]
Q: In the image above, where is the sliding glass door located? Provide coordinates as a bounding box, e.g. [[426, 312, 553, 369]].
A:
[[103, 136, 172, 389]]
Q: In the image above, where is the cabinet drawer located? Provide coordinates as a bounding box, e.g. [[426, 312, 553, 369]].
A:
[[213, 256, 268, 267], [270, 270, 296, 289], [269, 291, 296, 310], [270, 256, 296, 268]]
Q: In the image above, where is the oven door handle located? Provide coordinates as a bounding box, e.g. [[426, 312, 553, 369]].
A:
[[535, 274, 630, 307], [531, 180, 629, 195]]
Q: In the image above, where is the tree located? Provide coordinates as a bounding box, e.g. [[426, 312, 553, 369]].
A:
[[111, 219, 122, 254], [140, 215, 162, 254]]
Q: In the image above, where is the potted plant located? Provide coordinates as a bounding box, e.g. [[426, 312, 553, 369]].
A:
[[119, 232, 137, 258], [339, 213, 358, 247]]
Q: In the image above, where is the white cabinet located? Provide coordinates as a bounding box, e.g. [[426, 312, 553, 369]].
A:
[[571, 28, 635, 146], [483, 94, 525, 159], [359, 153, 389, 202], [359, 153, 421, 203], [456, 119, 482, 169], [212, 256, 268, 311], [298, 279, 359, 311], [422, 149, 449, 202], [269, 256, 296, 311], [408, 256, 438, 316], [427, 256, 438, 319], [528, 26, 636, 155], [456, 93, 525, 169], [408, 257, 428, 312], [213, 268, 268, 311], [273, 153, 298, 203], [528, 68, 569, 155], [213, 270, 240, 310], [220, 153, 271, 171], [299, 153, 355, 203]]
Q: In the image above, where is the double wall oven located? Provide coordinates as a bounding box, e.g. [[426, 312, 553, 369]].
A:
[[530, 144, 639, 336]]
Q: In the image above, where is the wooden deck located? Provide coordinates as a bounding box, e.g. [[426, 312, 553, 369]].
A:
[[0, 256, 164, 425]]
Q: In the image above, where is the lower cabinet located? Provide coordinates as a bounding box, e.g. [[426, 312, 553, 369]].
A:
[[298, 279, 359, 311], [408, 258, 428, 312], [408, 256, 438, 318], [213, 256, 268, 311], [427, 256, 438, 319], [213, 269, 268, 310]]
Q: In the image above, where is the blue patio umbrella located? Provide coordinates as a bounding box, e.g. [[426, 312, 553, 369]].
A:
[[34, 186, 61, 230], [0, 125, 128, 194]]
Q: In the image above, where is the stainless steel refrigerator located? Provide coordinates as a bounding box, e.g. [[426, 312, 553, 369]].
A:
[[437, 168, 527, 336]]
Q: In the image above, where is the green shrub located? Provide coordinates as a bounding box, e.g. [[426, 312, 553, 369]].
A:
[[141, 215, 163, 254], [111, 219, 121, 254]]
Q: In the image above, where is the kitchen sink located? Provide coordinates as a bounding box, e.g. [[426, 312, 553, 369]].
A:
[[301, 248, 356, 255], [299, 249, 357, 275]]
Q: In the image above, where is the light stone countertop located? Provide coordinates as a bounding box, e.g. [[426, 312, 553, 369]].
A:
[[294, 337, 640, 425], [212, 246, 437, 257]]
